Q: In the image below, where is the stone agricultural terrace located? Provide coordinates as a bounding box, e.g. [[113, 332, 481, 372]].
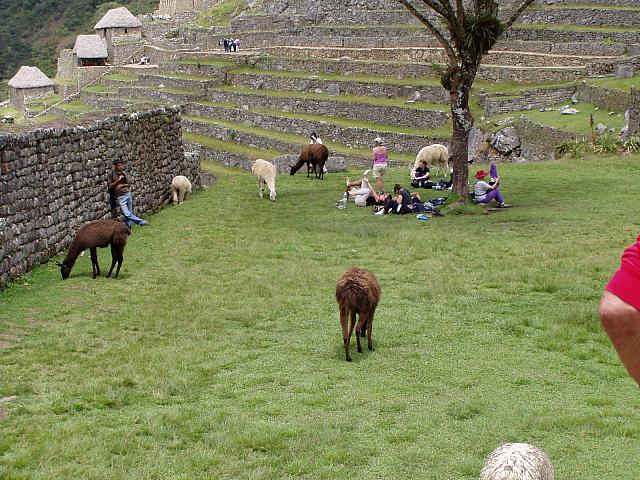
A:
[[2, 0, 639, 167]]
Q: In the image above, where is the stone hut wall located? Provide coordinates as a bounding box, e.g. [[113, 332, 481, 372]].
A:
[[9, 86, 55, 110], [57, 49, 77, 79], [0, 106, 199, 287]]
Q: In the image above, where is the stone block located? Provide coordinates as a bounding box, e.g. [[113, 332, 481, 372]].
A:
[[615, 65, 634, 79]]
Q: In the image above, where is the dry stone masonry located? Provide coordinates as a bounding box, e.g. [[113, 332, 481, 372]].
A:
[[0, 106, 198, 287]]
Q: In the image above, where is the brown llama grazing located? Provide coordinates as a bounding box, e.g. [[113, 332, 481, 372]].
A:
[[289, 143, 329, 180], [57, 220, 130, 280], [335, 267, 381, 361]]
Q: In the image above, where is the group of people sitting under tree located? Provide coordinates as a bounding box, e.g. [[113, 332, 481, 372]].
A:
[[335, 135, 512, 214]]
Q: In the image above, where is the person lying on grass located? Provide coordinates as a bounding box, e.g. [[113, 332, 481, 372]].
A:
[[345, 170, 390, 207], [374, 184, 422, 215]]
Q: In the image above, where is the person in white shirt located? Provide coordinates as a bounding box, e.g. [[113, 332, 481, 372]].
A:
[[310, 132, 327, 173]]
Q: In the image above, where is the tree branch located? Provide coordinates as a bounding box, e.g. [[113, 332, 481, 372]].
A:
[[503, 0, 536, 30], [396, 0, 458, 65]]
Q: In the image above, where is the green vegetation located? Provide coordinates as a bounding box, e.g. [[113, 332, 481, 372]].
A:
[[184, 132, 283, 159], [0, 80, 9, 102], [0, 105, 21, 118], [103, 74, 138, 82], [55, 101, 94, 113], [0, 0, 158, 79], [176, 59, 235, 67], [2, 156, 640, 478], [155, 73, 220, 82], [586, 75, 640, 93], [82, 85, 114, 94], [556, 134, 640, 158], [53, 77, 75, 86], [195, 0, 247, 27]]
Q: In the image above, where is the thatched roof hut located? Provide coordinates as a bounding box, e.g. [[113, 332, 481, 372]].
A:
[[8, 66, 55, 109], [8, 66, 54, 89], [73, 34, 108, 60], [94, 6, 142, 29]]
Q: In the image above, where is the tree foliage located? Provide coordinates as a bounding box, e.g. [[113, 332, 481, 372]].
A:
[[0, 0, 157, 79]]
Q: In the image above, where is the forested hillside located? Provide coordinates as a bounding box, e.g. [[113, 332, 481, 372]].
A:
[[0, 0, 157, 80]]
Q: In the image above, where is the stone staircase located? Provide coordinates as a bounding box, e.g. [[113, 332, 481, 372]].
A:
[[76, 0, 639, 168]]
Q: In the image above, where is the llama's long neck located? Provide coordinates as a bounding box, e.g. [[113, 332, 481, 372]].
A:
[[291, 158, 306, 173], [63, 237, 83, 269]]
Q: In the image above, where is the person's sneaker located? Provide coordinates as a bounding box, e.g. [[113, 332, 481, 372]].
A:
[[374, 209, 385, 216], [140, 220, 150, 226], [396, 204, 402, 213], [498, 203, 511, 208]]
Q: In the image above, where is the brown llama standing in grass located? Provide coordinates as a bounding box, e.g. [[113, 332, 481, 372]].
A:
[[289, 143, 329, 180], [57, 220, 130, 280], [335, 267, 381, 362]]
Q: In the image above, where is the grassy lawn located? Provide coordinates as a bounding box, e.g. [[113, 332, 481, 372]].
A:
[[55, 101, 94, 114], [82, 85, 114, 94], [2, 154, 640, 479], [102, 74, 138, 82], [195, 0, 247, 27], [488, 101, 627, 135], [586, 75, 640, 93]]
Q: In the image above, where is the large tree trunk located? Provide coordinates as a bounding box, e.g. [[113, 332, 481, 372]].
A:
[[449, 78, 474, 203]]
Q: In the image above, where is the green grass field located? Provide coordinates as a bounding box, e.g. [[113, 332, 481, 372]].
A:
[[1, 155, 640, 479]]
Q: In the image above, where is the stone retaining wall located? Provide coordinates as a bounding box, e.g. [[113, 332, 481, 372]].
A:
[[225, 71, 450, 103], [503, 28, 640, 45], [516, 117, 575, 162], [258, 45, 609, 68], [203, 88, 449, 129], [136, 73, 224, 91], [117, 86, 199, 104], [480, 86, 577, 117], [235, 55, 585, 83], [184, 102, 445, 153], [0, 107, 198, 287], [519, 8, 640, 28], [576, 83, 635, 113], [235, 7, 640, 30]]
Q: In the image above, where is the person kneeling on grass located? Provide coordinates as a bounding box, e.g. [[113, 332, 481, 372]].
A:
[[473, 169, 510, 208]]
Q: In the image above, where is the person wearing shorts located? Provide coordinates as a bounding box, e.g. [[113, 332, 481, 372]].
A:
[[599, 235, 640, 385], [371, 137, 388, 194]]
